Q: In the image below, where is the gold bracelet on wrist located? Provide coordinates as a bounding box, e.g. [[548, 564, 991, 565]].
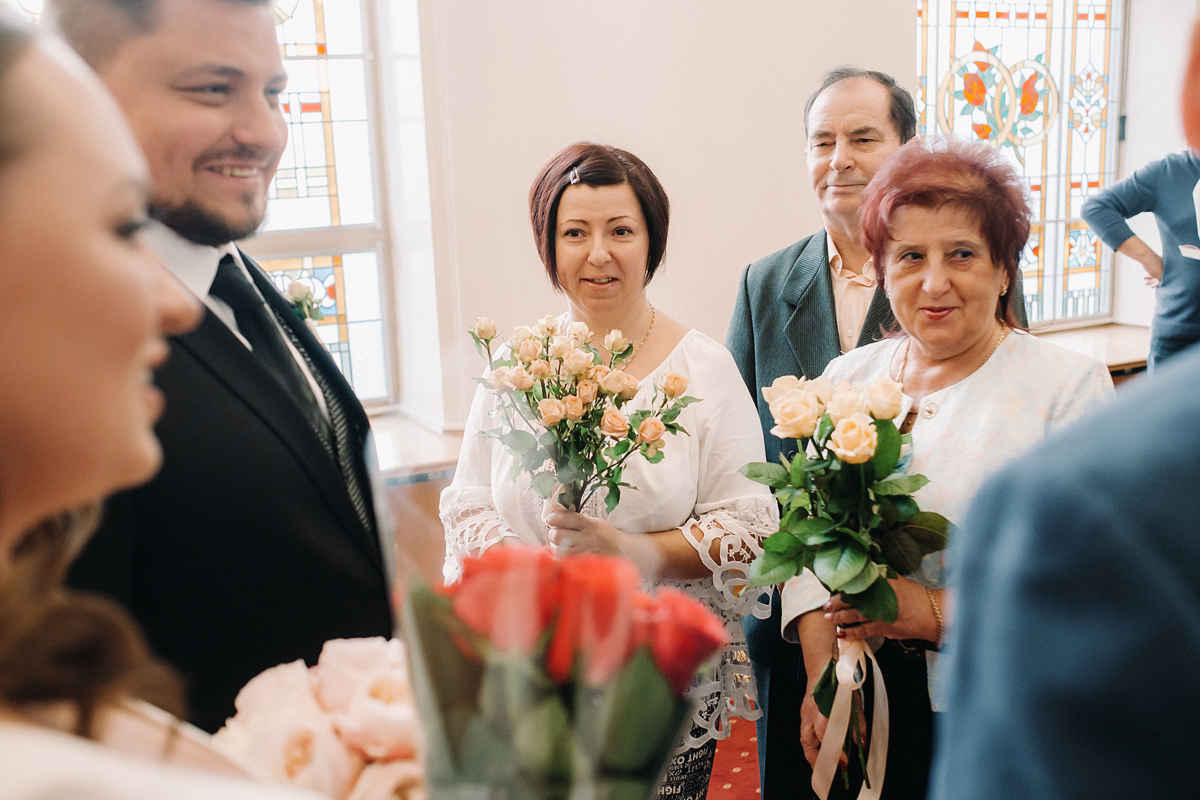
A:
[[925, 585, 944, 646]]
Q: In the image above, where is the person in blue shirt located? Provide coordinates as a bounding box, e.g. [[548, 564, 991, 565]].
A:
[[1081, 149, 1200, 369]]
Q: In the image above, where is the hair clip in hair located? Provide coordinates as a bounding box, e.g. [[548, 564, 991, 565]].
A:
[[568, 167, 581, 185]]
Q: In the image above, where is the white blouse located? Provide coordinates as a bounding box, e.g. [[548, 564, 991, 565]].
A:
[[441, 329, 778, 748], [781, 331, 1115, 628]]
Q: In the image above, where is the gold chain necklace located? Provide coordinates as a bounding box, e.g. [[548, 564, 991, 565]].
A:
[[896, 321, 1010, 384], [622, 303, 656, 366]]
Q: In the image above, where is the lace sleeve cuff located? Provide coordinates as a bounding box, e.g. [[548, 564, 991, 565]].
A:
[[439, 486, 517, 583], [682, 495, 778, 620]]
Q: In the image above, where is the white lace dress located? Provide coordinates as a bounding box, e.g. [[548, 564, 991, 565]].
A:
[[440, 329, 777, 748]]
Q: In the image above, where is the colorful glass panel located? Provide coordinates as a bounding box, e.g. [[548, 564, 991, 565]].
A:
[[266, 0, 376, 232], [259, 251, 388, 400], [917, 1, 1122, 324]]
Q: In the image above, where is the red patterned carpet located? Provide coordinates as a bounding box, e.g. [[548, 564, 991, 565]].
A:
[[708, 717, 760, 798]]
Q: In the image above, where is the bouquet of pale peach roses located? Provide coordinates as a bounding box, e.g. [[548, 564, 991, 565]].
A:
[[469, 315, 698, 514], [741, 374, 951, 795], [213, 638, 425, 800]]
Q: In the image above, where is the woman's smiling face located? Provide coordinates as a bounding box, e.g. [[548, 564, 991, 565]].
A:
[[883, 203, 1006, 360], [0, 41, 200, 553], [553, 182, 650, 316]]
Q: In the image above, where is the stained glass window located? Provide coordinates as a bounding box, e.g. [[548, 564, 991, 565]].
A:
[[258, 0, 390, 402], [917, 1, 1124, 324], [259, 251, 388, 400], [267, 0, 375, 231]]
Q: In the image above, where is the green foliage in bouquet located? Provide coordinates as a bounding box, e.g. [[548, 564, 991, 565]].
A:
[[741, 375, 953, 623], [469, 315, 698, 513], [404, 546, 728, 800]]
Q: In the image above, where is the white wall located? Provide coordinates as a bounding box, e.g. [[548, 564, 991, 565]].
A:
[[414, 0, 915, 429], [1111, 0, 1197, 326]]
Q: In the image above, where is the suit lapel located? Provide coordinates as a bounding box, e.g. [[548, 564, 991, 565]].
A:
[[857, 285, 896, 347], [174, 293, 383, 572], [781, 233, 840, 379]]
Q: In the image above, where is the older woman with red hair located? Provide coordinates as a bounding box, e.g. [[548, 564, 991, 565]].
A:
[[781, 136, 1115, 797]]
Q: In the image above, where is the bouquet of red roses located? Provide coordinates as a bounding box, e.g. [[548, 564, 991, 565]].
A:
[[404, 545, 728, 800]]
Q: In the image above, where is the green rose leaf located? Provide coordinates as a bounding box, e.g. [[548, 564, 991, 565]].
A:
[[577, 647, 683, 775], [529, 471, 557, 498], [815, 412, 834, 443], [891, 495, 919, 523], [513, 696, 574, 780], [741, 462, 791, 489], [787, 515, 839, 546], [790, 452, 808, 486], [812, 658, 838, 717], [813, 543, 869, 591], [880, 529, 924, 575], [837, 560, 884, 596], [604, 484, 622, 515], [873, 474, 931, 496], [842, 577, 899, 623], [905, 512, 953, 552], [749, 549, 800, 586], [763, 530, 805, 557], [871, 417, 901, 479], [499, 429, 537, 453]]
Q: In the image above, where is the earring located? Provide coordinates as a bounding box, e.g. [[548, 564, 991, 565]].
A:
[[1001, 281, 1009, 294]]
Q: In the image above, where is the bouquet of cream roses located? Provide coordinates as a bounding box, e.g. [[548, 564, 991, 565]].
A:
[[213, 638, 425, 800], [469, 315, 697, 513], [741, 374, 951, 796]]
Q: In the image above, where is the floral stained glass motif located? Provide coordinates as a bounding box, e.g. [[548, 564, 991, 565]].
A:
[[265, 0, 375, 232], [259, 252, 388, 400], [917, 1, 1124, 324]]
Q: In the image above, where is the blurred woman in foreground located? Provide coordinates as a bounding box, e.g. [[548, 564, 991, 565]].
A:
[[0, 15, 320, 800]]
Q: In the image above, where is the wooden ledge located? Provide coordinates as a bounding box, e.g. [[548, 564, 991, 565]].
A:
[[1033, 323, 1149, 383]]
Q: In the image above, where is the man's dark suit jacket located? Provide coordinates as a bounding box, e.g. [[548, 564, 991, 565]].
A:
[[68, 251, 395, 733]]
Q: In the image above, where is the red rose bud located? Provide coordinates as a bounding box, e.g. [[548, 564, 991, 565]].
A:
[[633, 587, 729, 696], [545, 554, 641, 686], [450, 545, 561, 655]]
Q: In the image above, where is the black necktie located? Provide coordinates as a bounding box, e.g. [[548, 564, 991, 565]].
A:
[[209, 255, 331, 446], [210, 256, 376, 540]]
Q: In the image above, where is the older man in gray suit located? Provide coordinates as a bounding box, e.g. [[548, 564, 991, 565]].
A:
[[727, 67, 921, 799]]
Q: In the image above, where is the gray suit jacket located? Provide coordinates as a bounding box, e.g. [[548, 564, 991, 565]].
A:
[[726, 231, 894, 465]]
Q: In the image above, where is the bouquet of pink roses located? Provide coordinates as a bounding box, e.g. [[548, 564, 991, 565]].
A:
[[405, 545, 728, 800], [469, 315, 697, 513], [213, 637, 425, 800]]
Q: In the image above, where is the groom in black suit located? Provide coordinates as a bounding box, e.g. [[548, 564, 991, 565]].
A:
[[52, 0, 394, 732]]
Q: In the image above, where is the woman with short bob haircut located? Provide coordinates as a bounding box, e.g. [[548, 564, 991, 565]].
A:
[[781, 136, 1114, 797], [443, 142, 777, 800]]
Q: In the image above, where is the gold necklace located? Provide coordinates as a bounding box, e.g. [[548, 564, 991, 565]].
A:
[[624, 303, 656, 366], [896, 321, 1009, 384]]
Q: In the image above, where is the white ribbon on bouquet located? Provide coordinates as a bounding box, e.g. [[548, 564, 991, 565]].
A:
[[811, 638, 889, 800]]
